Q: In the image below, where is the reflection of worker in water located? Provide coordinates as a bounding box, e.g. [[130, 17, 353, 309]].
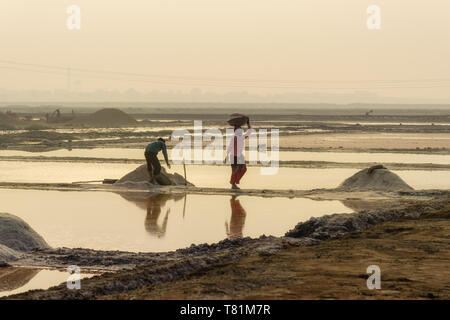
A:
[[144, 194, 185, 238], [145, 194, 172, 238], [225, 196, 247, 239], [144, 138, 170, 183]]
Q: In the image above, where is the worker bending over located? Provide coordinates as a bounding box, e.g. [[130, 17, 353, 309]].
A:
[[145, 138, 170, 183]]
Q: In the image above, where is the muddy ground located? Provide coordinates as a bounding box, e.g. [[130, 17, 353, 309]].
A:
[[3, 196, 449, 300], [114, 213, 449, 300], [1, 131, 449, 155], [1, 109, 450, 154]]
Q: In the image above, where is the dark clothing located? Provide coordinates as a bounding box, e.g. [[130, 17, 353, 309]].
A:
[[145, 151, 161, 177], [145, 141, 169, 165], [230, 156, 247, 185]]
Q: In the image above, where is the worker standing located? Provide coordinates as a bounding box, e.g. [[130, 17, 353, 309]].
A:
[[226, 119, 253, 189], [145, 138, 171, 183]]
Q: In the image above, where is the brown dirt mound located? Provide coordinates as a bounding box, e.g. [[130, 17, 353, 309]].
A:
[[115, 164, 193, 187], [339, 165, 413, 191], [72, 108, 137, 127]]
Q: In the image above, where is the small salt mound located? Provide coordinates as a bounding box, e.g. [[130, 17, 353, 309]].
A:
[[115, 164, 194, 187], [339, 165, 413, 191]]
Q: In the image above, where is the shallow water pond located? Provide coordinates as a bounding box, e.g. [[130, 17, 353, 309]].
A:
[[0, 267, 95, 298], [0, 161, 137, 183], [0, 189, 353, 252]]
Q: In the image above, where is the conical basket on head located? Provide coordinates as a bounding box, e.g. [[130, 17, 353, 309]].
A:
[[227, 113, 249, 126]]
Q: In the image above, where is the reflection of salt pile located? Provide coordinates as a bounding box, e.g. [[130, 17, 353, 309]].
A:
[[117, 192, 185, 210], [114, 164, 194, 188], [339, 165, 413, 191], [0, 268, 40, 292], [0, 213, 50, 263], [72, 108, 137, 127]]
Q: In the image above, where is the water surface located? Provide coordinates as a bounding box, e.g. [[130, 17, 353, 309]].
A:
[[0, 189, 354, 252], [0, 267, 95, 298]]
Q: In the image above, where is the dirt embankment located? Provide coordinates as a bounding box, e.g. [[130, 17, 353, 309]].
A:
[[1, 155, 450, 172], [122, 211, 449, 300], [1, 110, 450, 153], [5, 198, 449, 300]]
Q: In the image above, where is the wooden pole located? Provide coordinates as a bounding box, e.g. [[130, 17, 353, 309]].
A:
[[72, 180, 104, 184], [183, 159, 187, 218], [183, 194, 187, 219], [183, 161, 187, 186]]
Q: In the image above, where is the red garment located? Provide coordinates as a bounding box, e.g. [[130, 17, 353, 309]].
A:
[[234, 166, 247, 184], [230, 159, 247, 184], [228, 124, 252, 185]]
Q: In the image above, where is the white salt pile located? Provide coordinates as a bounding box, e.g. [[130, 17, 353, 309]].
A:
[[339, 165, 413, 191], [0, 213, 50, 263], [114, 164, 194, 188]]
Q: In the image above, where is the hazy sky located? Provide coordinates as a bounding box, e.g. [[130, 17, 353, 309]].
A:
[[0, 0, 449, 101]]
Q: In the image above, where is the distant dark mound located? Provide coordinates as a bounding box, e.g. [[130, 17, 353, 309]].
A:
[[339, 165, 413, 191], [0, 112, 20, 129], [73, 108, 137, 127]]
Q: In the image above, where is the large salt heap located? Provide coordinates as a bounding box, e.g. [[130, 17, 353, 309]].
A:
[[0, 213, 50, 263], [339, 165, 413, 191]]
